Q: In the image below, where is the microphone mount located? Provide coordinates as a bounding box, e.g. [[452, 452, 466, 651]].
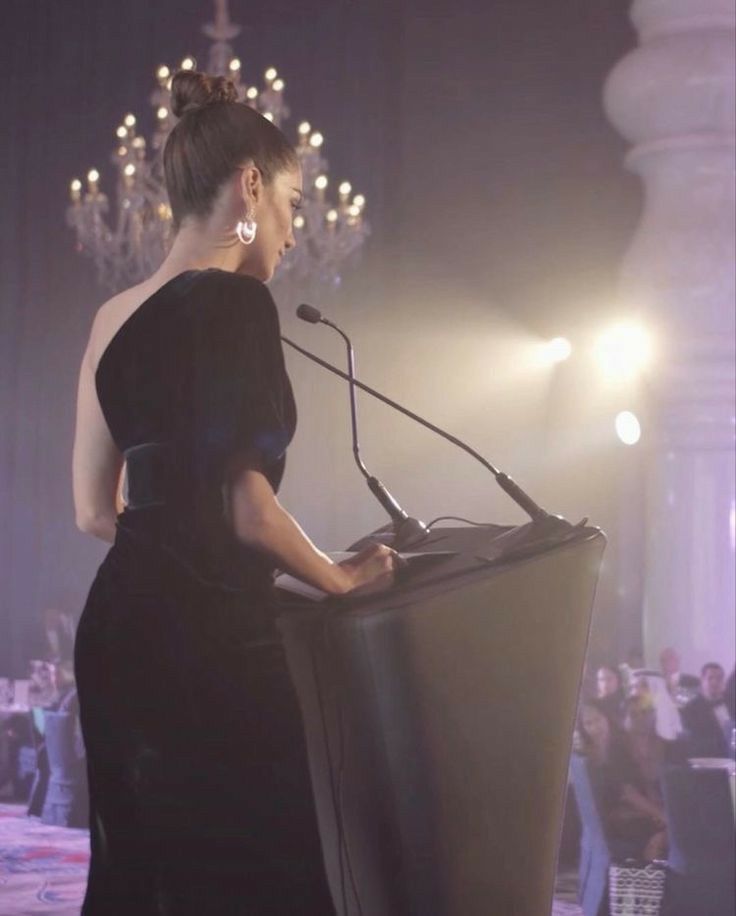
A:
[[295, 304, 429, 549]]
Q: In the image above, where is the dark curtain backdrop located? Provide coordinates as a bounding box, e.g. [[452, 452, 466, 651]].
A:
[[1, 0, 638, 676]]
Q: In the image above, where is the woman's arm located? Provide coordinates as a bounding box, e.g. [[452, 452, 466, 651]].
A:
[[227, 466, 395, 595], [72, 318, 123, 543]]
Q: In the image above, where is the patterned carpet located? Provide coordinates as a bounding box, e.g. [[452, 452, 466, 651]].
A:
[[0, 803, 582, 915]]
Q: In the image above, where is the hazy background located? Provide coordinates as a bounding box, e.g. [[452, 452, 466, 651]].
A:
[[1, 0, 642, 676]]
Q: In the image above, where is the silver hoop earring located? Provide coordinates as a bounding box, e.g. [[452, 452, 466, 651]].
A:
[[235, 214, 257, 245]]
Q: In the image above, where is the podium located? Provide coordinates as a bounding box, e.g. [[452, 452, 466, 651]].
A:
[[276, 521, 605, 916]]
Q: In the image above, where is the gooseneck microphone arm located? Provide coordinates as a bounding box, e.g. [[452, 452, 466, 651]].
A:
[[282, 320, 549, 524], [295, 304, 429, 545]]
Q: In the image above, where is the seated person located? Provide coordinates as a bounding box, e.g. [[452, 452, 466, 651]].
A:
[[659, 646, 699, 706], [595, 664, 626, 725], [680, 662, 733, 758], [576, 699, 667, 861]]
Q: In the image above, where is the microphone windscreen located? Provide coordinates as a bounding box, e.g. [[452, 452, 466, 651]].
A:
[[297, 303, 322, 324]]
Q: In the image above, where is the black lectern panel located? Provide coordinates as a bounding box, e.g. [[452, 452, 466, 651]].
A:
[[277, 524, 605, 916]]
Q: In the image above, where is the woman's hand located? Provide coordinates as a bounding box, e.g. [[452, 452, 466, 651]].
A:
[[338, 543, 402, 594]]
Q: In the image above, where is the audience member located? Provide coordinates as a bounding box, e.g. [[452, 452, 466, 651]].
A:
[[659, 646, 699, 705], [680, 662, 734, 758], [576, 700, 667, 861], [595, 665, 626, 725]]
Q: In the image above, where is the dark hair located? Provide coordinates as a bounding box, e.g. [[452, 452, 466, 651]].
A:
[[164, 70, 298, 232], [701, 662, 724, 677]]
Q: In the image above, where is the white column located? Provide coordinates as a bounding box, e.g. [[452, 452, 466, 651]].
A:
[[604, 0, 736, 674]]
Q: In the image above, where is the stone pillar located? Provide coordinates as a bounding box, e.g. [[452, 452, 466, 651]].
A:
[[604, 0, 735, 674]]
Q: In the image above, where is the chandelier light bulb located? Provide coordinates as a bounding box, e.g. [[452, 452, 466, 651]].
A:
[[314, 175, 328, 191], [156, 65, 170, 81], [124, 114, 136, 128], [70, 179, 82, 202], [264, 67, 278, 83], [309, 132, 324, 148], [293, 215, 305, 230], [298, 121, 311, 136], [272, 78, 285, 92], [615, 411, 642, 445], [117, 146, 128, 157], [116, 126, 128, 139], [246, 87, 258, 101], [326, 209, 338, 224], [70, 179, 82, 192], [339, 181, 352, 198], [181, 56, 196, 71], [352, 194, 365, 209], [132, 136, 145, 149], [123, 164, 136, 177], [87, 169, 100, 184], [347, 204, 361, 218], [229, 58, 241, 72], [157, 106, 169, 120]]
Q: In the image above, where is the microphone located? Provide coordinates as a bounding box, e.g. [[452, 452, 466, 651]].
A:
[[286, 305, 560, 526], [295, 304, 429, 548]]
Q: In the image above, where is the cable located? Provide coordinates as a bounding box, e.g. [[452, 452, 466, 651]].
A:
[[425, 515, 495, 530]]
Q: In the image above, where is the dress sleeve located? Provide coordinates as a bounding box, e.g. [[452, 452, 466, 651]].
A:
[[192, 273, 295, 486]]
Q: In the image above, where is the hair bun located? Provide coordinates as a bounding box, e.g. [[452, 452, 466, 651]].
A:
[[170, 70, 239, 119]]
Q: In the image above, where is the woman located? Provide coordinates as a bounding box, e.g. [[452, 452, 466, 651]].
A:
[[72, 70, 396, 915], [576, 700, 667, 861]]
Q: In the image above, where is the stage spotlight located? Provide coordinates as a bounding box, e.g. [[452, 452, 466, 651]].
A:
[[543, 337, 572, 364], [594, 323, 652, 381], [615, 411, 641, 445]]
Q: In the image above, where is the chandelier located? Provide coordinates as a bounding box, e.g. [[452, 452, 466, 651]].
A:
[[66, 0, 369, 299]]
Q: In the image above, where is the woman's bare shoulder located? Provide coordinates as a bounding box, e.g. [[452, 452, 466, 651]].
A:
[[88, 278, 160, 371]]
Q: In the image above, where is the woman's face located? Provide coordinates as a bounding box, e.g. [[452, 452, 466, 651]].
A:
[[245, 164, 303, 282], [596, 666, 620, 697], [581, 705, 610, 746]]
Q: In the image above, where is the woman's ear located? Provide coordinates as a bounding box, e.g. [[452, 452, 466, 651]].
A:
[[239, 163, 263, 207]]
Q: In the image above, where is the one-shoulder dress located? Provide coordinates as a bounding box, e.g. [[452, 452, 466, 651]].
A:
[[74, 268, 336, 915]]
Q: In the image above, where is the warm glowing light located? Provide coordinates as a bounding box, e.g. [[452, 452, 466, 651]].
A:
[[181, 57, 196, 71], [594, 323, 652, 380], [229, 58, 241, 72], [338, 181, 352, 197], [157, 106, 169, 120], [272, 78, 285, 92], [293, 214, 305, 230], [326, 209, 338, 224], [87, 169, 100, 183], [544, 337, 572, 364], [352, 193, 365, 208], [246, 87, 258, 100], [157, 65, 170, 80], [314, 175, 328, 191], [123, 164, 136, 177], [70, 179, 82, 192], [309, 132, 324, 148], [615, 411, 641, 445], [117, 146, 127, 157], [116, 125, 128, 139], [123, 113, 136, 128], [347, 204, 361, 218], [298, 121, 311, 136], [263, 111, 274, 122], [132, 136, 145, 149], [264, 67, 278, 82]]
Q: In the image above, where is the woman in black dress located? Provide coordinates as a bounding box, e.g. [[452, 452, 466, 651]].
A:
[[72, 70, 396, 915]]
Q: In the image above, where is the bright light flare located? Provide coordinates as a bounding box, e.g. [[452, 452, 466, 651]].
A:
[[615, 411, 641, 445], [543, 337, 572, 364], [594, 323, 652, 381]]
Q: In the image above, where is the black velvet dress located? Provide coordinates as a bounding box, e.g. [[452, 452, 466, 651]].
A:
[[74, 269, 335, 915]]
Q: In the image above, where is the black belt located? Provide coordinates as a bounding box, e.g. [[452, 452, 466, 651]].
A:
[[123, 441, 175, 510]]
